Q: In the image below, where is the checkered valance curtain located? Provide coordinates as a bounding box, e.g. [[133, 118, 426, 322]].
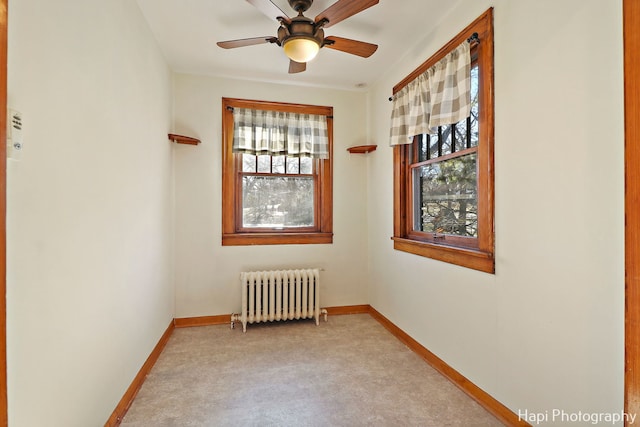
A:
[[233, 108, 329, 159], [389, 42, 471, 146]]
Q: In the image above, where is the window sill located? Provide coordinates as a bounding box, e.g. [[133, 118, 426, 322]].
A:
[[223, 232, 333, 246], [391, 237, 494, 274]]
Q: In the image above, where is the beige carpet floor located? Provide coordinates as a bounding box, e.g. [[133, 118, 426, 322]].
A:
[[120, 314, 503, 426]]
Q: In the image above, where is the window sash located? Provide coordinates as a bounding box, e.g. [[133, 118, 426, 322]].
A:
[[407, 144, 479, 248], [236, 154, 320, 233]]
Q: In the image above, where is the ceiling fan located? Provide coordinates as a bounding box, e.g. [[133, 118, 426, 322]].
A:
[[217, 0, 379, 74]]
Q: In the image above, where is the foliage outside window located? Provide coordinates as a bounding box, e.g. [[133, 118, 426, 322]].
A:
[[222, 98, 333, 246], [392, 9, 494, 273]]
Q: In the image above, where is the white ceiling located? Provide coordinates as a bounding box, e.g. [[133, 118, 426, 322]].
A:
[[135, 0, 454, 91]]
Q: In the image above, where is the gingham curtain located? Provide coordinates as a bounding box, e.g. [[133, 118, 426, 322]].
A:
[[233, 108, 329, 159], [389, 42, 471, 146]]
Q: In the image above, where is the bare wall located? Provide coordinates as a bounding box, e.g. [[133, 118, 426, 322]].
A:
[[7, 0, 174, 425]]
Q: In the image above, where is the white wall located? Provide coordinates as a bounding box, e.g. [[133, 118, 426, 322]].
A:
[[367, 0, 624, 423], [172, 74, 370, 317], [7, 0, 174, 425]]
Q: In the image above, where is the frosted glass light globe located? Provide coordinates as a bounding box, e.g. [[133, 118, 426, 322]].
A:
[[283, 38, 320, 63]]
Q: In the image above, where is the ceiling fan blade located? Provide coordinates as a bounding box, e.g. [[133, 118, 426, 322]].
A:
[[246, 0, 290, 23], [315, 0, 379, 28], [324, 36, 378, 58], [289, 60, 306, 74], [217, 37, 276, 49]]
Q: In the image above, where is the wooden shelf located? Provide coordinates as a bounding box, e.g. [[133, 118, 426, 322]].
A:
[[347, 145, 377, 154], [168, 133, 200, 145]]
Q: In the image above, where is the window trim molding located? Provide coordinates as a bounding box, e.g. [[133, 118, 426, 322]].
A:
[[221, 97, 333, 246], [392, 8, 495, 273]]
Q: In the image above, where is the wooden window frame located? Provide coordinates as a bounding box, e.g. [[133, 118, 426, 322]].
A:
[[392, 9, 495, 273], [222, 98, 333, 246]]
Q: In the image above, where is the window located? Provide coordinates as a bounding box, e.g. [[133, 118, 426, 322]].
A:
[[222, 98, 333, 246], [392, 9, 494, 273]]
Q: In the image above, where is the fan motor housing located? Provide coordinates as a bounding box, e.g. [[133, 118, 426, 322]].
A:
[[278, 15, 324, 47], [288, 16, 316, 36]]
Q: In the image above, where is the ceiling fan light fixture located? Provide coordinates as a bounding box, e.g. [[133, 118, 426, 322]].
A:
[[216, 0, 380, 74], [283, 37, 320, 63]]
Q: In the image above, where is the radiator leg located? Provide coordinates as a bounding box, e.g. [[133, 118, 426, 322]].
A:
[[321, 308, 328, 322], [230, 313, 248, 332], [230, 313, 239, 330]]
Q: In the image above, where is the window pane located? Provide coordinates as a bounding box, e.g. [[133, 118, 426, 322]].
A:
[[300, 157, 313, 174], [452, 118, 468, 151], [470, 114, 479, 148], [272, 155, 285, 174], [257, 155, 271, 173], [428, 135, 439, 160], [242, 154, 256, 173], [469, 64, 479, 148], [439, 125, 452, 156], [413, 153, 478, 237], [418, 135, 428, 162], [242, 176, 314, 228], [286, 156, 300, 174]]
